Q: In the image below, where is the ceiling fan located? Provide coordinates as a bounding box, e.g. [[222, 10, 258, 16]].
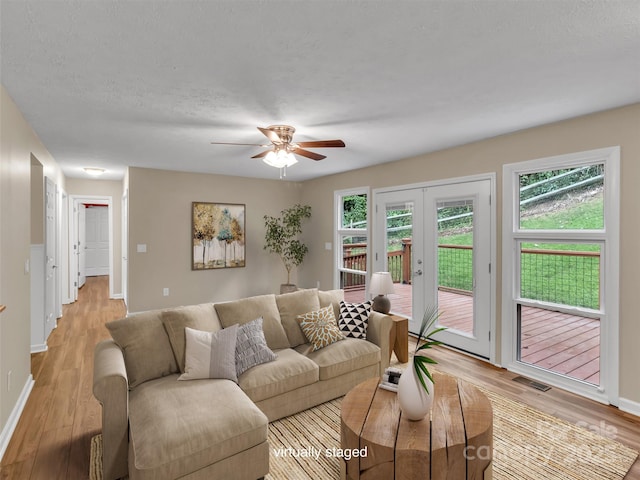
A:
[[211, 125, 346, 170]]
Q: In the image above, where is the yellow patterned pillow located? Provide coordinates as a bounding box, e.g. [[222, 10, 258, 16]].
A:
[[296, 305, 345, 351]]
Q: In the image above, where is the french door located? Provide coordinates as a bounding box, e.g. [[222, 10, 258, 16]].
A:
[[374, 178, 493, 359]]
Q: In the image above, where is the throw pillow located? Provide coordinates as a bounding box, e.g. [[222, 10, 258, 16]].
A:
[[318, 289, 345, 323], [179, 324, 239, 382], [214, 294, 290, 350], [161, 304, 222, 373], [338, 300, 372, 339], [106, 311, 178, 388], [297, 305, 344, 352], [235, 317, 277, 377], [276, 288, 321, 348]]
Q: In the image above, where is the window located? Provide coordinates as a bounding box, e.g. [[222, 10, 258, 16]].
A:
[[503, 147, 619, 403], [335, 189, 369, 303]]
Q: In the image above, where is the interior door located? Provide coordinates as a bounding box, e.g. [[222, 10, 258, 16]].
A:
[[122, 191, 129, 309], [85, 205, 110, 276], [44, 177, 57, 338], [424, 180, 492, 359]]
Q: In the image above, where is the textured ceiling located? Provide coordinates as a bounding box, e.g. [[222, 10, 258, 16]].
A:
[[1, 0, 639, 181]]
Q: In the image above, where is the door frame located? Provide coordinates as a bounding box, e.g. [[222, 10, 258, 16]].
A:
[[372, 173, 497, 365], [69, 195, 114, 300]]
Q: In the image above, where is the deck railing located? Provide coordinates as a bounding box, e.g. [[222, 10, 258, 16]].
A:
[[343, 243, 600, 308]]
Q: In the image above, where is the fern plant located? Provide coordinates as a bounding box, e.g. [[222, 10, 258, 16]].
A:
[[413, 305, 447, 394]]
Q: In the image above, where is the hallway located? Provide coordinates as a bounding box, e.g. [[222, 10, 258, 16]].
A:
[[0, 276, 124, 479]]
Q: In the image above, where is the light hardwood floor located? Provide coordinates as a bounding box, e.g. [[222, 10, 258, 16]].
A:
[[1, 275, 638, 479]]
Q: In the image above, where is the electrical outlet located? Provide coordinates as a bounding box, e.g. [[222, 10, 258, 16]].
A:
[[163, 288, 169, 297], [7, 370, 11, 392]]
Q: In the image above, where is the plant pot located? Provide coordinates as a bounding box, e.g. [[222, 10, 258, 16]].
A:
[[280, 284, 297, 294], [398, 365, 434, 421]]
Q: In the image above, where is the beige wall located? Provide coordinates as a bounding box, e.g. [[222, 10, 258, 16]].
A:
[[299, 104, 640, 405], [0, 85, 65, 434], [30, 157, 44, 245], [65, 178, 123, 297], [126, 167, 303, 312]]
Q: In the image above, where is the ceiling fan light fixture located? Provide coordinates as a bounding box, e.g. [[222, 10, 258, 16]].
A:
[[263, 150, 298, 169]]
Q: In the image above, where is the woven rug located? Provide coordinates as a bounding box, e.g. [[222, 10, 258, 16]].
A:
[[90, 388, 637, 480]]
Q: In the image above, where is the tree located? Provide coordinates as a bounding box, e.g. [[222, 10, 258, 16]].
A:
[[193, 203, 219, 268], [217, 208, 234, 267], [231, 217, 244, 264], [264, 204, 312, 285]]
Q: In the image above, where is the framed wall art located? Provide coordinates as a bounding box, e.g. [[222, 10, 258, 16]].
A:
[[192, 202, 245, 270]]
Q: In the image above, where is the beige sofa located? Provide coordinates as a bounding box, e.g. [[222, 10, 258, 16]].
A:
[[93, 288, 392, 480]]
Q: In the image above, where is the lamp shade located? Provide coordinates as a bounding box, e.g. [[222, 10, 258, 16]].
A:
[[369, 272, 395, 296]]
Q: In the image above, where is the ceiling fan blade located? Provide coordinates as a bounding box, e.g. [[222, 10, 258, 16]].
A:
[[295, 140, 345, 148], [257, 127, 283, 144], [293, 148, 326, 161], [251, 150, 272, 159], [211, 142, 268, 146]]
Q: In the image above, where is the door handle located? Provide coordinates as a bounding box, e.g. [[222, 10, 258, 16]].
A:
[[414, 269, 423, 277]]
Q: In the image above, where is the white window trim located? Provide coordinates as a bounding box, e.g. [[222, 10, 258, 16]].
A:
[[502, 146, 620, 405], [334, 188, 370, 293]]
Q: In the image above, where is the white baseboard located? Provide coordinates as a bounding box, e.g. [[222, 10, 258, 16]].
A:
[[110, 293, 123, 300], [0, 375, 35, 461], [30, 344, 48, 354], [618, 397, 640, 418]]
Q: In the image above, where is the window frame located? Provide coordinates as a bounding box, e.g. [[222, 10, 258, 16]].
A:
[[334, 188, 370, 297], [502, 146, 620, 405]]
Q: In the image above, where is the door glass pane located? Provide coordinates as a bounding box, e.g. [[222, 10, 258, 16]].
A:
[[437, 199, 474, 335], [518, 242, 601, 385], [385, 201, 413, 318], [519, 165, 604, 230]]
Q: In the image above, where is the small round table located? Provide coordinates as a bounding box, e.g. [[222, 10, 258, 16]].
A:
[[340, 373, 493, 479]]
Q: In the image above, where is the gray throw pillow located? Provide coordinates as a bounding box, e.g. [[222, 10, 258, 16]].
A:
[[236, 317, 277, 377], [179, 324, 238, 382]]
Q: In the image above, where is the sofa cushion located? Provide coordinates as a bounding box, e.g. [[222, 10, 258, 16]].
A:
[[161, 303, 222, 373], [295, 338, 381, 380], [318, 289, 345, 321], [235, 317, 277, 377], [129, 375, 267, 478], [107, 311, 178, 388], [215, 294, 290, 350], [297, 305, 344, 352], [179, 325, 238, 382], [338, 300, 372, 339], [238, 348, 319, 403], [275, 288, 321, 348]]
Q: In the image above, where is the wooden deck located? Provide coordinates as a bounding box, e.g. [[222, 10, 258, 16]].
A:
[[346, 283, 600, 384]]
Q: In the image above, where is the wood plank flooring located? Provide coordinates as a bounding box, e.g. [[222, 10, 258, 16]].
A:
[[1, 276, 638, 479], [0, 276, 123, 480]]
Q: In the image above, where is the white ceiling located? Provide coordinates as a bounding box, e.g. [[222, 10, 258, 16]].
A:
[[1, 1, 639, 182]]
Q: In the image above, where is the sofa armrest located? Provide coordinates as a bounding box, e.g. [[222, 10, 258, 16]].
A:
[[93, 339, 129, 480], [366, 312, 393, 375]]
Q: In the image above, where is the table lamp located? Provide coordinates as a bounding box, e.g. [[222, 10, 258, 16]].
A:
[[369, 272, 395, 314]]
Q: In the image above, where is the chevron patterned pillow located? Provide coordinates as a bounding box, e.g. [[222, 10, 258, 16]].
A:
[[338, 300, 372, 339]]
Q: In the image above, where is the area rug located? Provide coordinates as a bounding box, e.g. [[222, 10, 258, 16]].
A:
[[90, 389, 637, 480]]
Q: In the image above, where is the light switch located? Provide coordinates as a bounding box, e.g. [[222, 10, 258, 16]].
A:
[[137, 244, 147, 253], [325, 242, 332, 251]]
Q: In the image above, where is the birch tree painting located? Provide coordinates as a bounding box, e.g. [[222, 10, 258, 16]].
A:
[[192, 202, 245, 269]]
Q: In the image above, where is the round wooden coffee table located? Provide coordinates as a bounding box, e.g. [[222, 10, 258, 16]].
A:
[[340, 373, 493, 479]]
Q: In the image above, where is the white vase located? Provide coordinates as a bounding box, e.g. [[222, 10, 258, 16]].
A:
[[398, 365, 434, 421]]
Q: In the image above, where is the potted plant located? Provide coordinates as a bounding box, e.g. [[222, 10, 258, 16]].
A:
[[397, 304, 446, 420], [264, 204, 312, 293]]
